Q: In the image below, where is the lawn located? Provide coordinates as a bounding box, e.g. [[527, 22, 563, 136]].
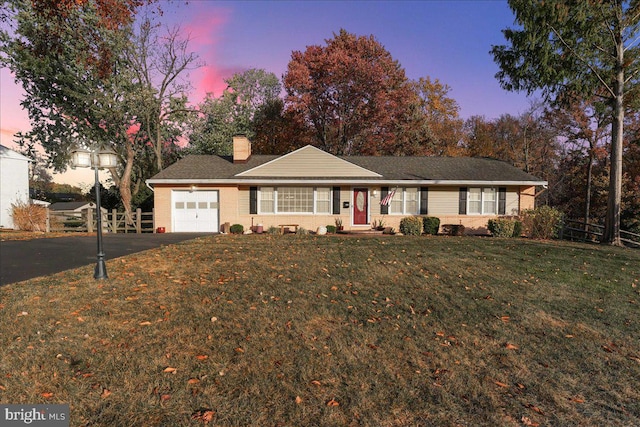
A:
[[0, 235, 638, 426]]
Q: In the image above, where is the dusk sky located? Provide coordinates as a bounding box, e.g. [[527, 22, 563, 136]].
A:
[[0, 0, 535, 186]]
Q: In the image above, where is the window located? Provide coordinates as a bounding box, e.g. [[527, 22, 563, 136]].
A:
[[316, 187, 331, 214], [258, 187, 334, 214], [389, 187, 420, 215], [260, 187, 274, 213], [468, 187, 497, 214], [277, 187, 314, 213]]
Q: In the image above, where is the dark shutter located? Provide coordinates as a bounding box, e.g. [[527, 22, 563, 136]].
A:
[[249, 186, 258, 214], [380, 186, 389, 215], [419, 187, 429, 215], [332, 186, 341, 214], [498, 187, 507, 215], [459, 187, 467, 215]]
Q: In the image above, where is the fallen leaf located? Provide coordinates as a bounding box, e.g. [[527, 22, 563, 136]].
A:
[[500, 316, 510, 322], [326, 399, 339, 406], [525, 403, 545, 414], [0, 385, 5, 391], [310, 380, 321, 386], [188, 378, 200, 385], [196, 355, 208, 361], [163, 367, 177, 373], [505, 343, 519, 350], [494, 381, 509, 388], [41, 392, 54, 399], [234, 347, 245, 353], [521, 416, 540, 427], [570, 397, 585, 403], [161, 394, 171, 402], [139, 321, 152, 326], [101, 388, 112, 398], [295, 396, 303, 404], [191, 409, 215, 424]]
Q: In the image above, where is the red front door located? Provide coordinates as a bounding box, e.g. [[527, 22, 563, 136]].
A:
[[353, 188, 369, 225]]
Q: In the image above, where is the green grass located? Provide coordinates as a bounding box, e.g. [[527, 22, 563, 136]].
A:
[[1, 235, 639, 426]]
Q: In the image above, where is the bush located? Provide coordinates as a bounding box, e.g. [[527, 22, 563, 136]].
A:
[[295, 227, 309, 236], [442, 224, 465, 236], [11, 201, 47, 231], [512, 220, 523, 238], [230, 224, 244, 234], [487, 218, 516, 238], [422, 216, 440, 235], [520, 205, 564, 239], [326, 225, 337, 234], [399, 216, 423, 236], [267, 226, 280, 235]]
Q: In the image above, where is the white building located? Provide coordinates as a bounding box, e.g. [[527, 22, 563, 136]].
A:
[[0, 145, 31, 229]]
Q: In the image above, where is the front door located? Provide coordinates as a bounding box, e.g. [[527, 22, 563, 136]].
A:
[[353, 188, 369, 225]]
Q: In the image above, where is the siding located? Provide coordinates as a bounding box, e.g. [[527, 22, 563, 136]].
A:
[[238, 146, 380, 177]]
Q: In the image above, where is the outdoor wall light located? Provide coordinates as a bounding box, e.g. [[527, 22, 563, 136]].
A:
[[70, 144, 118, 280]]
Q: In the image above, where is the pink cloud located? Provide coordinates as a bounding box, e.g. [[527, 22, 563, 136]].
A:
[[178, 5, 241, 103]]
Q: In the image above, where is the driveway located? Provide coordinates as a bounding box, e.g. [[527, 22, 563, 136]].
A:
[[0, 233, 212, 286]]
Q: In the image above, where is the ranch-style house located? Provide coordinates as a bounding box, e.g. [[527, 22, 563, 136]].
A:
[[146, 136, 547, 234]]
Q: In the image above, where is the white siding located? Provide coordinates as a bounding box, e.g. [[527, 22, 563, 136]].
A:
[[0, 146, 30, 229]]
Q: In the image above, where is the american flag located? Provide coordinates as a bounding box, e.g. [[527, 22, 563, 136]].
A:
[[380, 187, 397, 206]]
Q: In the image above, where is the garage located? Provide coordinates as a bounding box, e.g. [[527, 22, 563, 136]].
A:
[[172, 190, 219, 232]]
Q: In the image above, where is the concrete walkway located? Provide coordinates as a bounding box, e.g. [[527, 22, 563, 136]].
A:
[[0, 233, 212, 286]]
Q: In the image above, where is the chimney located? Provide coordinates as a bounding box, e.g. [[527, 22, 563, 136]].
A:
[[233, 135, 251, 163]]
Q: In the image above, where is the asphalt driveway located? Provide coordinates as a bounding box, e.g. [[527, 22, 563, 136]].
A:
[[0, 233, 212, 286]]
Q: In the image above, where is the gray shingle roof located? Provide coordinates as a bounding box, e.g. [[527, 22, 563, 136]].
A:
[[148, 153, 544, 184]]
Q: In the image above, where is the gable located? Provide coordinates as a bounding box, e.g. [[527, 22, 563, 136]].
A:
[[236, 145, 381, 178]]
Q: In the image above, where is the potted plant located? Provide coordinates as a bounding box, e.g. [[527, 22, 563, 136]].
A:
[[335, 217, 344, 231]]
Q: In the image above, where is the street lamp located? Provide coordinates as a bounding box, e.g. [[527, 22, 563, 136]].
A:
[[70, 145, 118, 279]]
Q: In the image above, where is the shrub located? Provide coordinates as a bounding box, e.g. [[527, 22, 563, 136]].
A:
[[295, 227, 309, 236], [399, 216, 423, 236], [512, 220, 523, 238], [326, 225, 337, 234], [267, 226, 280, 235], [520, 206, 564, 239], [11, 201, 47, 231], [442, 224, 465, 236], [230, 224, 244, 234], [487, 218, 516, 238], [422, 216, 440, 235]]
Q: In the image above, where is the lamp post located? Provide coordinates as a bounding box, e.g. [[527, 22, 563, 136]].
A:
[[70, 145, 118, 279]]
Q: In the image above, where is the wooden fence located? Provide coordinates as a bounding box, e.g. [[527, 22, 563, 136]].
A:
[[560, 219, 640, 248], [46, 208, 155, 233]]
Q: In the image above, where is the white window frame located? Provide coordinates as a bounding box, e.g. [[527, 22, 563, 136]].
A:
[[388, 187, 420, 215], [258, 187, 332, 215], [467, 187, 498, 215]]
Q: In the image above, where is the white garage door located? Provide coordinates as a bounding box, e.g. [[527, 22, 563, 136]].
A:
[[172, 190, 219, 232]]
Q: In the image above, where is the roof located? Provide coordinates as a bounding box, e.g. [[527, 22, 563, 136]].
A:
[[147, 145, 546, 186], [0, 145, 31, 162]]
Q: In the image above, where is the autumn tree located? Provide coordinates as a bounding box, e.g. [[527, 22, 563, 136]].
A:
[[0, 0, 194, 220], [491, 0, 640, 245], [410, 77, 464, 156], [283, 29, 418, 155], [546, 98, 611, 225], [126, 18, 200, 171], [188, 69, 281, 155]]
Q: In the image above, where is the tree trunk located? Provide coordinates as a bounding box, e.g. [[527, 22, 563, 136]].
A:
[[602, 27, 624, 246], [117, 143, 136, 226]]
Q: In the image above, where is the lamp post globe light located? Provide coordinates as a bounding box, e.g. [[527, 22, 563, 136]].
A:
[[70, 145, 118, 280]]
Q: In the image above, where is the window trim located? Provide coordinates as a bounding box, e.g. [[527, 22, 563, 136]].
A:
[[257, 186, 333, 215], [388, 187, 421, 215], [467, 187, 499, 215]]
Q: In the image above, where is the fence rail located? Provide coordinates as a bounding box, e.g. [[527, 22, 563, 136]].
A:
[[560, 219, 640, 248], [46, 208, 155, 234]]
